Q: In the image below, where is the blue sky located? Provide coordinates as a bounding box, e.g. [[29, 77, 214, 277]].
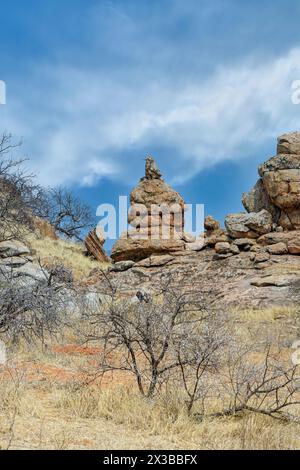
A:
[[1, 0, 300, 246]]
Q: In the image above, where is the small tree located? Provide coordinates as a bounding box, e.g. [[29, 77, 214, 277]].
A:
[[82, 273, 227, 398], [0, 133, 44, 242], [82, 272, 300, 423], [40, 187, 94, 241]]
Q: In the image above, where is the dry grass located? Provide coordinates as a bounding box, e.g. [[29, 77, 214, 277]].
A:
[[0, 364, 299, 450], [0, 300, 299, 450], [28, 235, 109, 281], [1, 318, 300, 451], [233, 305, 299, 323]]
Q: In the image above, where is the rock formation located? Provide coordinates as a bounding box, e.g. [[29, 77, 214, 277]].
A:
[[85, 228, 110, 262], [243, 131, 300, 230], [87, 132, 300, 310], [111, 156, 187, 262], [0, 239, 48, 287]]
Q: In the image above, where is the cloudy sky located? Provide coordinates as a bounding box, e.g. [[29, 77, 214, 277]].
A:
[[1, 0, 300, 241]]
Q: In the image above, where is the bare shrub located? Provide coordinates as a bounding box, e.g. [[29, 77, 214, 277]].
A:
[[213, 341, 300, 422], [0, 133, 44, 242], [81, 273, 300, 424], [0, 264, 75, 344], [81, 274, 228, 399], [39, 187, 95, 241]]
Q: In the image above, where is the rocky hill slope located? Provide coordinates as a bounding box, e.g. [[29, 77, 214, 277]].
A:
[[87, 132, 300, 310]]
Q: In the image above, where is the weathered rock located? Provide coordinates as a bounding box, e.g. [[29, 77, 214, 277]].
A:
[[225, 210, 272, 239], [262, 169, 300, 227], [257, 134, 300, 229], [233, 238, 256, 247], [0, 256, 28, 267], [111, 238, 185, 262], [254, 252, 270, 264], [242, 179, 280, 222], [258, 232, 290, 245], [287, 235, 300, 254], [0, 240, 30, 257], [204, 231, 229, 247], [204, 215, 220, 232], [85, 229, 110, 262], [259, 154, 300, 175], [258, 230, 300, 254], [185, 240, 205, 252], [251, 275, 297, 287], [112, 157, 186, 261], [181, 233, 196, 243], [277, 132, 300, 155], [213, 253, 233, 260], [145, 156, 162, 180], [110, 261, 135, 272], [245, 210, 273, 234], [215, 242, 231, 254], [131, 165, 184, 212], [13, 263, 48, 283], [226, 212, 257, 239], [230, 244, 240, 255], [266, 243, 288, 255], [135, 255, 174, 268]]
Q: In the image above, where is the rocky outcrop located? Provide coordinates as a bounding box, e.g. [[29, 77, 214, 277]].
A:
[[225, 210, 273, 239], [86, 246, 300, 310], [204, 215, 220, 233], [258, 230, 300, 254], [111, 157, 186, 262], [111, 237, 185, 262], [88, 132, 300, 310], [242, 179, 280, 222], [0, 239, 48, 287], [277, 132, 300, 155], [244, 132, 300, 230], [85, 229, 110, 262]]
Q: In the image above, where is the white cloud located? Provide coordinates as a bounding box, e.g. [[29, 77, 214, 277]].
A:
[[1, 47, 300, 187]]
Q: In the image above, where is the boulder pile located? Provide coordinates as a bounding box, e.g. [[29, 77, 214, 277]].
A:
[[0, 239, 48, 287], [111, 156, 195, 262], [213, 131, 300, 260], [87, 132, 300, 273], [85, 132, 300, 309]]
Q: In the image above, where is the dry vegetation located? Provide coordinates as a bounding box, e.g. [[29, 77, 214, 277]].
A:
[[1, 132, 300, 450], [0, 301, 300, 450], [28, 235, 109, 281]]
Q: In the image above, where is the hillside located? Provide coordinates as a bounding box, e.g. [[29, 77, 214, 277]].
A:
[[1, 132, 300, 451]]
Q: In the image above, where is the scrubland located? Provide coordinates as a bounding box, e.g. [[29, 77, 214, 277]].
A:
[[1, 302, 300, 450]]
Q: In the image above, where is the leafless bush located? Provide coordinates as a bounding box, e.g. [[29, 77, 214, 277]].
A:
[[213, 341, 300, 422], [1, 132, 94, 243], [0, 133, 45, 242], [81, 273, 229, 399], [0, 264, 74, 344], [175, 313, 230, 415], [39, 187, 95, 241], [81, 273, 300, 423]]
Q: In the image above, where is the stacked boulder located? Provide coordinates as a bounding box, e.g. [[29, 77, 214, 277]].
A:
[[243, 132, 300, 230], [213, 131, 300, 261], [90, 132, 300, 267], [111, 157, 187, 262]]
